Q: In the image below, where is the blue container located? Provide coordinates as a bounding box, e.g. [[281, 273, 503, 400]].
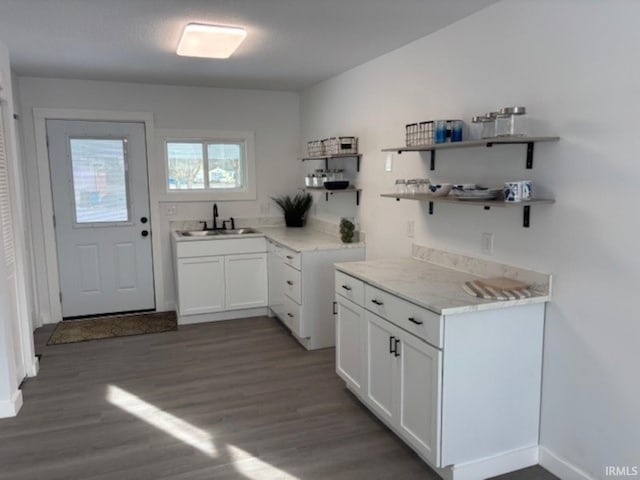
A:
[[434, 120, 447, 144], [451, 120, 463, 142]]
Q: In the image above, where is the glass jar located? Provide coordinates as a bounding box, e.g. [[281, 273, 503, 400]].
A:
[[469, 116, 483, 140], [481, 113, 497, 138], [395, 179, 407, 194], [495, 112, 511, 136], [406, 179, 419, 195], [332, 169, 344, 181], [499, 106, 528, 136], [417, 178, 430, 194]]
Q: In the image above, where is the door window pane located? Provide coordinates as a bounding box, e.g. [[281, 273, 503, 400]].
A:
[[207, 143, 243, 189], [70, 139, 129, 223], [167, 142, 204, 190]]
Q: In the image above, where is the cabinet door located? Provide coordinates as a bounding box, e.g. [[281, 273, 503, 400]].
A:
[[177, 256, 225, 315], [397, 329, 442, 467], [225, 253, 268, 310], [267, 244, 285, 318], [335, 297, 366, 395], [365, 311, 397, 424]]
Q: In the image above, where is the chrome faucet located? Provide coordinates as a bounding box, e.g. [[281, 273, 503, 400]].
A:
[[212, 203, 219, 230]]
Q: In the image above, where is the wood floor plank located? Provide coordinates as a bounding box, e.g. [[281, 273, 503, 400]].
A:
[[0, 317, 558, 480]]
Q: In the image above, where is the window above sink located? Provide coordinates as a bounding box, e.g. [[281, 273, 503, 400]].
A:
[[157, 129, 256, 202]]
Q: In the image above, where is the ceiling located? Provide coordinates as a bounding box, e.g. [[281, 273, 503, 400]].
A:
[[0, 0, 497, 91]]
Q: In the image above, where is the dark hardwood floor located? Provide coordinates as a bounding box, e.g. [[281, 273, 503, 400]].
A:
[[0, 317, 558, 480]]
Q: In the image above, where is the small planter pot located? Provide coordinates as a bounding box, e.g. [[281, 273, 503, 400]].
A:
[[284, 214, 305, 228]]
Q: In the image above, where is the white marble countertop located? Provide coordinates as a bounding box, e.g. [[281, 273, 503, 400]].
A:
[[172, 226, 364, 253], [335, 257, 550, 315]]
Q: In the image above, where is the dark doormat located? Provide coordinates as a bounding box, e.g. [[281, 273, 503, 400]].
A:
[[47, 311, 178, 345]]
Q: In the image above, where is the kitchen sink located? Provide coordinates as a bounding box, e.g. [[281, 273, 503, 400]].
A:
[[178, 228, 260, 237]]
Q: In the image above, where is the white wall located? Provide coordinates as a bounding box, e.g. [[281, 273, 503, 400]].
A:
[[18, 77, 301, 320], [301, 0, 639, 477]]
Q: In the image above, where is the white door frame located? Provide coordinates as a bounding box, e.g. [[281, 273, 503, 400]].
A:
[[33, 108, 165, 322]]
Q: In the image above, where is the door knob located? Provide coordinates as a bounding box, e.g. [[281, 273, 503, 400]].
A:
[[140, 217, 148, 223], [141, 230, 149, 237]]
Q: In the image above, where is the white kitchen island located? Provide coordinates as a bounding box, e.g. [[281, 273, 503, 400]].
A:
[[334, 245, 551, 480]]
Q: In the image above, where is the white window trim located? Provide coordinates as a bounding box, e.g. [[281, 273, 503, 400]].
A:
[[156, 129, 256, 202]]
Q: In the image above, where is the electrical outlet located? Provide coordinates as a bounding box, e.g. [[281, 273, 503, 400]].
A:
[[481, 233, 494, 255], [407, 220, 415, 238], [260, 203, 270, 215], [385, 153, 393, 172], [165, 204, 177, 216]]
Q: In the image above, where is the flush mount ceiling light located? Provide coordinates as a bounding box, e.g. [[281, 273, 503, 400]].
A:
[[177, 23, 247, 59]]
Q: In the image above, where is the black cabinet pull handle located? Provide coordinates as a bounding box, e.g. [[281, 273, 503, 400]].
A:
[[286, 280, 294, 286], [371, 299, 384, 306], [341, 285, 352, 291], [394, 339, 400, 357], [333, 301, 337, 315], [286, 255, 294, 260], [287, 313, 293, 318], [140, 216, 148, 224], [141, 230, 149, 237], [407, 317, 423, 325], [389, 336, 395, 354]]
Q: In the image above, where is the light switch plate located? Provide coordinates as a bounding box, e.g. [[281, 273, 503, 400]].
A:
[[165, 204, 177, 216], [407, 220, 415, 238], [385, 153, 393, 172], [481, 232, 494, 255]]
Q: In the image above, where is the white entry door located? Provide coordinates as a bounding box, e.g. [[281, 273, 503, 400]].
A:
[[47, 120, 155, 318]]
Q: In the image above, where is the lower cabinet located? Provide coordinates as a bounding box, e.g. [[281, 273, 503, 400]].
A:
[[335, 268, 546, 477], [269, 240, 365, 350], [364, 311, 441, 465], [173, 237, 268, 317], [225, 253, 268, 309], [335, 296, 366, 394], [177, 256, 225, 315]]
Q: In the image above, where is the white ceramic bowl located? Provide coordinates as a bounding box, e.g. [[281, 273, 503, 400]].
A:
[[427, 183, 453, 197]]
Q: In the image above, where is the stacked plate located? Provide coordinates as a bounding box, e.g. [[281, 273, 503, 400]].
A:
[[449, 186, 502, 201]]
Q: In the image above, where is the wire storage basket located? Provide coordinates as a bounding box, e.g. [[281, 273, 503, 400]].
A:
[[406, 121, 434, 146], [323, 137, 358, 155], [307, 139, 325, 157]]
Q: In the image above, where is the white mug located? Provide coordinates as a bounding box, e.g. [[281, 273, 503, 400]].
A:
[[503, 181, 522, 203], [520, 180, 533, 201]]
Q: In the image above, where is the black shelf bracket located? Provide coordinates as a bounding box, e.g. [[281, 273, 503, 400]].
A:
[[523, 205, 531, 228], [430, 150, 436, 171], [356, 190, 360, 206], [526, 142, 534, 169], [325, 192, 329, 202], [325, 159, 329, 170], [429, 201, 434, 215], [484, 206, 491, 210]]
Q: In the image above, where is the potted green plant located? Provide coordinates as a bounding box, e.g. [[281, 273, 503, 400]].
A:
[[340, 217, 356, 243], [271, 192, 313, 227]]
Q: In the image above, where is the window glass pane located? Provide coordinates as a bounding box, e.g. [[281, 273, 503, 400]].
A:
[[70, 139, 129, 223], [167, 142, 205, 190], [207, 143, 243, 189]]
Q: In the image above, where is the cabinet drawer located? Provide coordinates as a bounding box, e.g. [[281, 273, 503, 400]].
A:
[[283, 264, 302, 304], [365, 285, 442, 348], [335, 270, 364, 306], [282, 248, 301, 270], [283, 295, 305, 338]]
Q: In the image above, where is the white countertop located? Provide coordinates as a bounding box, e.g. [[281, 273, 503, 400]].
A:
[[335, 257, 550, 315], [172, 226, 364, 253]]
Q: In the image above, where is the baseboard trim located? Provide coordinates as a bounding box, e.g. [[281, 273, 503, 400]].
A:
[[0, 389, 23, 419], [26, 356, 40, 377], [178, 307, 268, 325], [446, 445, 539, 480], [539, 446, 595, 480]]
